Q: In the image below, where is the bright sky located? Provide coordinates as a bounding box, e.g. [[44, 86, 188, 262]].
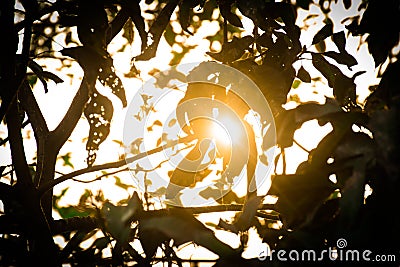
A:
[[0, 1, 378, 265]]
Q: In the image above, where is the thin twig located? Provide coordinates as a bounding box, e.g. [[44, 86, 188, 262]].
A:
[[72, 167, 129, 184], [293, 139, 310, 153]]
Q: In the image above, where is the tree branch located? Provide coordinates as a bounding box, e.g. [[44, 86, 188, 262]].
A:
[[6, 100, 33, 187], [38, 136, 196, 195], [51, 203, 277, 235], [19, 81, 51, 186]]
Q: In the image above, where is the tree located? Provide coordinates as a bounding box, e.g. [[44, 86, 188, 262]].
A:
[[1, 0, 399, 266]]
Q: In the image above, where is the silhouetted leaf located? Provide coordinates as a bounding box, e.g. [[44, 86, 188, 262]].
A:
[[297, 0, 313, 10], [218, 0, 243, 28], [135, 0, 179, 61], [256, 32, 273, 48], [61, 46, 105, 76], [140, 210, 237, 257], [315, 39, 326, 52], [122, 0, 147, 50], [77, 0, 108, 48], [268, 173, 336, 227], [297, 66, 311, 83], [332, 31, 346, 52], [27, 60, 63, 93], [207, 35, 254, 63], [101, 192, 142, 244], [343, 0, 351, 9], [84, 92, 113, 167], [235, 196, 263, 231], [179, 0, 200, 34], [40, 71, 64, 84], [311, 53, 341, 87], [312, 22, 333, 45], [323, 51, 357, 68]]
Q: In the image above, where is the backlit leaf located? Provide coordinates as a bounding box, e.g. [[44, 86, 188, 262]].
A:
[[135, 0, 179, 61], [312, 22, 333, 45], [297, 66, 311, 83], [323, 51, 357, 68], [84, 92, 113, 167]]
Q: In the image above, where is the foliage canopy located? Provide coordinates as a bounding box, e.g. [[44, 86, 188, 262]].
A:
[[0, 0, 400, 266]]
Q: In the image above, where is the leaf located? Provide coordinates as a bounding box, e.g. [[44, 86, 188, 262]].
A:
[[168, 118, 177, 127], [312, 22, 333, 45], [135, 0, 180, 61], [60, 230, 95, 261], [91, 236, 111, 251], [61, 153, 74, 168], [77, 0, 108, 48], [323, 51, 357, 68], [122, 19, 135, 44], [218, 0, 243, 28], [297, 0, 312, 10], [235, 196, 264, 231], [297, 66, 311, 83], [27, 60, 63, 93], [292, 79, 301, 89], [332, 31, 346, 52], [84, 92, 114, 167], [275, 99, 341, 148], [315, 39, 326, 52], [101, 192, 142, 244], [97, 56, 127, 107], [207, 35, 254, 63], [40, 71, 64, 84], [179, 0, 199, 34], [268, 173, 336, 227], [139, 211, 238, 257], [122, 0, 147, 51], [0, 166, 6, 176], [343, 0, 351, 9], [311, 53, 342, 88]]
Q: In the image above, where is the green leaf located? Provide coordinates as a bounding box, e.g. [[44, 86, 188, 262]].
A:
[[297, 66, 311, 83], [61, 152, 74, 168], [312, 22, 333, 45], [292, 79, 301, 89]]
